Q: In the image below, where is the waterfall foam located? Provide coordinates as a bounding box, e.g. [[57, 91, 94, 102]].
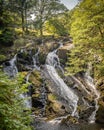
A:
[[45, 43, 78, 116], [32, 48, 40, 70], [3, 54, 18, 77], [3, 49, 41, 109], [84, 63, 100, 123]]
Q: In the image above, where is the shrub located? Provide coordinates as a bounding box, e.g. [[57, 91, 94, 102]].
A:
[[0, 29, 14, 46], [0, 72, 32, 130]]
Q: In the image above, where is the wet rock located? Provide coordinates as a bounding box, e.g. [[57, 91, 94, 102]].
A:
[[32, 99, 44, 108], [96, 78, 104, 124], [96, 98, 104, 124], [57, 43, 74, 65], [79, 107, 95, 122], [61, 116, 79, 125], [4, 61, 11, 66], [16, 49, 36, 71], [29, 70, 42, 87]]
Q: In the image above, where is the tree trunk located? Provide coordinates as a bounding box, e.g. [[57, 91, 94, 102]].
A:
[[40, 26, 43, 44], [40, 26, 43, 37], [40, 14, 43, 44], [25, 3, 28, 33], [98, 26, 103, 38], [21, 10, 25, 32]]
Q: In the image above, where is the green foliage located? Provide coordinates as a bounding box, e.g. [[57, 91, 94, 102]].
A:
[[33, 0, 68, 37], [45, 12, 71, 36], [45, 15, 69, 36], [0, 28, 14, 46], [0, 55, 6, 62], [0, 72, 32, 130], [66, 0, 104, 78]]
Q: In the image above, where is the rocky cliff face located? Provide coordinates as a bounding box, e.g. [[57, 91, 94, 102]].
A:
[[96, 79, 104, 123]]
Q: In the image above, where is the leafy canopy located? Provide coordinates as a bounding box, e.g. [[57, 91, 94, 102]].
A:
[[66, 0, 104, 78], [0, 72, 32, 130]]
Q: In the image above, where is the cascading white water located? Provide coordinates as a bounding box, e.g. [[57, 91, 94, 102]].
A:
[[32, 48, 40, 70], [3, 54, 32, 108], [71, 76, 90, 95], [84, 63, 100, 123], [3, 49, 41, 109], [21, 72, 32, 108], [4, 54, 18, 77], [45, 44, 79, 116]]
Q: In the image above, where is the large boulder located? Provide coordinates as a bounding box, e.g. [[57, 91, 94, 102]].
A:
[[57, 43, 74, 65], [96, 78, 104, 124]]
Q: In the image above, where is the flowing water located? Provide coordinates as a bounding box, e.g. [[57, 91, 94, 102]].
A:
[[3, 49, 41, 109], [32, 48, 40, 70], [34, 43, 102, 130], [2, 43, 102, 130], [34, 119, 104, 130], [45, 44, 78, 116], [22, 72, 32, 108], [3, 54, 18, 77], [84, 63, 100, 123]]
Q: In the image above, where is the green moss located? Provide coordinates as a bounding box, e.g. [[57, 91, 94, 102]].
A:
[[0, 28, 14, 46], [48, 94, 57, 102], [14, 38, 25, 48], [32, 93, 40, 98], [29, 70, 42, 88], [0, 55, 6, 62], [61, 116, 78, 124], [96, 104, 104, 123]]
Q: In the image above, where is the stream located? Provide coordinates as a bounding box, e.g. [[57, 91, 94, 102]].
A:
[[34, 119, 104, 130]]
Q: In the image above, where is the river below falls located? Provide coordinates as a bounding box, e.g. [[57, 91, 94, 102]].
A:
[[34, 119, 104, 130]]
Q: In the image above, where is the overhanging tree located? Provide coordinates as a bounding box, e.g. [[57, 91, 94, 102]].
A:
[[45, 12, 71, 36], [66, 0, 104, 78], [8, 0, 35, 32], [32, 0, 68, 38]]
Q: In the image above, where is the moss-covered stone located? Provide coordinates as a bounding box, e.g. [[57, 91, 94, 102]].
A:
[[96, 77, 104, 124], [29, 70, 42, 87], [57, 43, 74, 65], [0, 55, 6, 62], [61, 116, 78, 125], [96, 100, 104, 123]]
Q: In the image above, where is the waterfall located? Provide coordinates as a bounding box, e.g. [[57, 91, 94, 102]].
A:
[[21, 72, 32, 108], [71, 76, 90, 95], [39, 77, 47, 116], [32, 48, 40, 70], [84, 63, 100, 123], [45, 43, 78, 116], [3, 54, 18, 77], [3, 54, 32, 108], [3, 48, 41, 109]]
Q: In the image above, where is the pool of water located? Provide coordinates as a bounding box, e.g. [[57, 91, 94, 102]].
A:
[[34, 120, 104, 130]]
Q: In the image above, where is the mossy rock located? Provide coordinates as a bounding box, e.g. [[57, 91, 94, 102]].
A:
[[0, 55, 6, 62], [14, 38, 25, 48], [39, 52, 47, 65], [45, 97, 66, 118], [61, 116, 78, 125], [96, 98, 104, 124], [32, 93, 40, 98], [96, 77, 104, 124], [29, 70, 42, 87], [48, 94, 57, 102]]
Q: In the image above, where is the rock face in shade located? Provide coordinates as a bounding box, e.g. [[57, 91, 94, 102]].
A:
[[57, 43, 74, 64], [96, 79, 104, 124]]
